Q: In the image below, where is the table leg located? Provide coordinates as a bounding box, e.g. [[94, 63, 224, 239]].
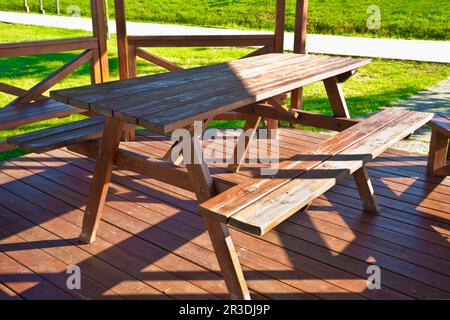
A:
[[265, 96, 292, 138], [227, 115, 262, 173], [79, 118, 124, 244], [291, 88, 303, 110], [323, 76, 351, 118], [163, 120, 212, 166], [184, 129, 250, 300]]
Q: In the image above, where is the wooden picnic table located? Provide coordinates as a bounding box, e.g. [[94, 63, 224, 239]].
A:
[[51, 53, 373, 299]]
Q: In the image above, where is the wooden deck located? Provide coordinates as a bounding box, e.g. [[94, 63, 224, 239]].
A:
[[0, 128, 449, 300]]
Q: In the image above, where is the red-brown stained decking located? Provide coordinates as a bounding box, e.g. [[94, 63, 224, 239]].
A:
[[0, 128, 449, 300]]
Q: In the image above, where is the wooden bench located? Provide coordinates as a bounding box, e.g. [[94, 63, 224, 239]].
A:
[[0, 98, 82, 131], [0, 98, 109, 154], [200, 109, 433, 236], [197, 108, 432, 299], [428, 112, 450, 176], [0, 39, 106, 153], [6, 116, 105, 153], [4, 113, 137, 154]]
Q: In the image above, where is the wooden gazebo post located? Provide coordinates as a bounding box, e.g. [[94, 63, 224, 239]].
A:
[[291, 0, 309, 110], [273, 0, 285, 53], [90, 0, 109, 83], [113, 0, 129, 80], [111, 0, 135, 140]]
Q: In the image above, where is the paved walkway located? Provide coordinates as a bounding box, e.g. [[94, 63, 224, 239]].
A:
[[1, 11, 450, 63], [390, 77, 450, 154]]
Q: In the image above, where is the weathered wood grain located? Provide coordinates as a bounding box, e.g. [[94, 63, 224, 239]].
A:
[[227, 111, 433, 235], [199, 109, 409, 223], [51, 54, 370, 134]]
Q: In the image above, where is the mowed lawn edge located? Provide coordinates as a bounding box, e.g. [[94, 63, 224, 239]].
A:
[[0, 0, 449, 40]]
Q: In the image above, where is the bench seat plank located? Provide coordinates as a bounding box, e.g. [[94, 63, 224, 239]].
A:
[[7, 116, 104, 153], [227, 110, 433, 235], [0, 99, 82, 130], [199, 108, 409, 223]]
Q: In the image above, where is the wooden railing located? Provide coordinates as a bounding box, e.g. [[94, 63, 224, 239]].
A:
[[0, 37, 99, 58], [0, 42, 99, 107], [0, 0, 109, 107], [126, 34, 277, 77]]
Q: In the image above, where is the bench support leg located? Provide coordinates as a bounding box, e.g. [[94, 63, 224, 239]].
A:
[[353, 166, 380, 214], [228, 116, 262, 173], [79, 118, 124, 244], [184, 126, 250, 300], [427, 128, 449, 176], [203, 217, 251, 300], [324, 76, 351, 118], [122, 124, 136, 142]]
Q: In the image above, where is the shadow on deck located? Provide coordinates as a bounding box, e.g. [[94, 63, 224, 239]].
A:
[[0, 128, 449, 300]]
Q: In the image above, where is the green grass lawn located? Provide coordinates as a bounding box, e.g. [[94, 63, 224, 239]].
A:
[[1, 22, 450, 161], [1, 0, 449, 40]]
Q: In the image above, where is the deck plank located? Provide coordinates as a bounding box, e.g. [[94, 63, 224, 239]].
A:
[[32, 154, 450, 298], [0, 251, 72, 300], [0, 226, 119, 300], [63, 133, 447, 242], [1, 157, 317, 300], [0, 167, 230, 300], [0, 282, 22, 300]]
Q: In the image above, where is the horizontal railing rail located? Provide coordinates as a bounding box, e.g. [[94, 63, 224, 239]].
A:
[[0, 37, 99, 58], [128, 34, 275, 48], [127, 34, 276, 75]]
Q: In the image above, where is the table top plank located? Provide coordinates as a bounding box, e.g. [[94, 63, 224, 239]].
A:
[[139, 57, 369, 133], [52, 53, 299, 109], [51, 54, 370, 134], [104, 54, 313, 121], [113, 56, 325, 123]]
